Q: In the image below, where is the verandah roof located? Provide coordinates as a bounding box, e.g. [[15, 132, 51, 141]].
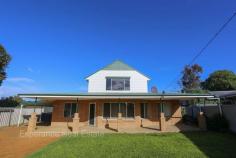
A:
[[18, 92, 215, 101]]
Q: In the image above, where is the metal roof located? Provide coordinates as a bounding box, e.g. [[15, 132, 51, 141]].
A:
[[18, 92, 215, 101], [102, 60, 136, 70], [86, 60, 150, 79], [210, 90, 236, 98]]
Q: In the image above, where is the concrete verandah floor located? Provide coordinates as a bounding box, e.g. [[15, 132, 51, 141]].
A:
[[31, 123, 200, 136]]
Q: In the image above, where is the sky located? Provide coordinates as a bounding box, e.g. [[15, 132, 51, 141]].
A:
[[0, 0, 236, 97]]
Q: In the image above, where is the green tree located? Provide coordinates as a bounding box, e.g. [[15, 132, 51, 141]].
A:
[[0, 96, 22, 107], [0, 44, 11, 86], [181, 64, 203, 93], [202, 70, 236, 91]]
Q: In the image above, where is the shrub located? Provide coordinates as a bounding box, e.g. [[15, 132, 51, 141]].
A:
[[206, 114, 229, 132]]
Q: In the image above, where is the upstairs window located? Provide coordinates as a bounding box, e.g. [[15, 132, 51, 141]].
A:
[[106, 77, 130, 91]]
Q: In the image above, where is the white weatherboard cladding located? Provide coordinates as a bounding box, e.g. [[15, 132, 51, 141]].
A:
[[87, 70, 149, 93]]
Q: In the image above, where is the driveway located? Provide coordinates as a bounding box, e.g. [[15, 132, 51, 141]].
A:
[[0, 126, 57, 158]]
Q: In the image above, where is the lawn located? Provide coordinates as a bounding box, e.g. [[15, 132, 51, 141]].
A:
[[28, 132, 236, 158]]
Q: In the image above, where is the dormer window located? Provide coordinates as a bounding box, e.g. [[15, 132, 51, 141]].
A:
[[106, 77, 130, 91]]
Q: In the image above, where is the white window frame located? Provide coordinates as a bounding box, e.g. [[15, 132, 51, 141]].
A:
[[106, 77, 130, 91], [64, 102, 78, 118], [102, 102, 135, 119]]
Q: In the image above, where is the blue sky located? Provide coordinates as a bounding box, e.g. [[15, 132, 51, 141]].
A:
[[0, 0, 236, 97]]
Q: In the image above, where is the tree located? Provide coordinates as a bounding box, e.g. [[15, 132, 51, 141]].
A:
[[0, 44, 11, 86], [0, 96, 22, 107], [202, 70, 236, 91], [181, 64, 203, 93]]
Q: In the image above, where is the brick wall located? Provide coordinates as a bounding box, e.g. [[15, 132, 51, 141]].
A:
[[51, 99, 182, 128]]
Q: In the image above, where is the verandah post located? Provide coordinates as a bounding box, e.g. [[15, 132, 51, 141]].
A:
[[72, 113, 80, 132], [197, 112, 207, 130], [117, 112, 122, 132], [26, 112, 37, 135], [159, 96, 166, 131], [17, 104, 24, 127]]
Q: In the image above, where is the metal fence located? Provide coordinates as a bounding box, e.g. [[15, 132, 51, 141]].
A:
[[185, 104, 236, 132], [0, 107, 53, 127]]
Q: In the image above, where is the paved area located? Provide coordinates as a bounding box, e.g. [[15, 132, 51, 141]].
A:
[[34, 123, 200, 134], [0, 126, 57, 158]]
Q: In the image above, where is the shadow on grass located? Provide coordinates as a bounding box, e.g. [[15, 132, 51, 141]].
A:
[[177, 127, 236, 158]]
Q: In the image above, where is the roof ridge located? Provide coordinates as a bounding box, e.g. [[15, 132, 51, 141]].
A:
[[102, 60, 135, 71]]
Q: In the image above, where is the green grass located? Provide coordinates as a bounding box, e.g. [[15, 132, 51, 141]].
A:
[[28, 132, 236, 158]]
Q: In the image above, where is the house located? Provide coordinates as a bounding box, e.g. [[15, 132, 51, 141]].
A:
[[19, 60, 214, 132]]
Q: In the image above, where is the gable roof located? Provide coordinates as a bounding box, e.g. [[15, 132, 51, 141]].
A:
[[102, 60, 136, 71], [86, 60, 150, 79]]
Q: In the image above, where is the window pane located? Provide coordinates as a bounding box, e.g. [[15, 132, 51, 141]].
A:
[[119, 103, 126, 118], [71, 103, 77, 117], [111, 103, 119, 117], [140, 103, 148, 118], [112, 79, 124, 90], [106, 78, 111, 90], [127, 103, 134, 118], [164, 104, 171, 117], [141, 103, 145, 118], [64, 103, 71, 118], [103, 103, 110, 118], [125, 79, 130, 90]]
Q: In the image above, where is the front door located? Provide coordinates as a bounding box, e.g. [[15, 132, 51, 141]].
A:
[[89, 103, 95, 125]]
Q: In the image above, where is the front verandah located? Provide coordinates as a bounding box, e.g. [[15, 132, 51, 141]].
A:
[[51, 99, 182, 131], [25, 99, 187, 134]]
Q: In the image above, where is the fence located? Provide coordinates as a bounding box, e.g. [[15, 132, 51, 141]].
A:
[[0, 107, 53, 127], [221, 104, 236, 132], [185, 104, 236, 132]]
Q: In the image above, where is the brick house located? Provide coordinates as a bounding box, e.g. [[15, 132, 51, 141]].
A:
[[19, 60, 214, 132]]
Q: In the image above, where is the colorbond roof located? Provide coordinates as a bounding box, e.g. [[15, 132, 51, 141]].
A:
[[18, 92, 214, 97], [18, 92, 215, 101], [102, 60, 136, 71], [86, 60, 150, 79], [210, 90, 236, 98]]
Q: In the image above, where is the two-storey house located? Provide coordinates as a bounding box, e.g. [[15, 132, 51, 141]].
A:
[[19, 60, 214, 132]]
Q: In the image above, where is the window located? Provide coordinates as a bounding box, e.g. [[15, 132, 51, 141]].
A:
[[163, 104, 172, 117], [127, 103, 134, 118], [140, 103, 148, 118], [159, 103, 172, 117], [111, 103, 119, 117], [106, 77, 130, 91], [119, 103, 127, 118], [103, 103, 110, 118], [103, 102, 135, 118], [64, 103, 78, 118]]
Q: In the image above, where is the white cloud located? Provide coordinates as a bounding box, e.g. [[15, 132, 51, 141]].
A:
[[7, 77, 35, 83], [27, 67, 40, 74], [27, 67, 33, 73], [0, 77, 38, 97], [0, 85, 38, 97]]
